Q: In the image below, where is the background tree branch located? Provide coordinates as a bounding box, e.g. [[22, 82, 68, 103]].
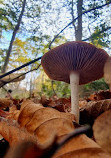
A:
[[49, 1, 111, 49], [82, 26, 111, 42], [0, 57, 42, 80], [0, 64, 41, 88]]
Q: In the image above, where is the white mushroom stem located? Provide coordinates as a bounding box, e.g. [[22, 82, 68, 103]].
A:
[[70, 71, 79, 123]]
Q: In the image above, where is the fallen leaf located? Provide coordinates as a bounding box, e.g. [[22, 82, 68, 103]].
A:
[[34, 118, 74, 144], [0, 98, 13, 109], [80, 99, 111, 125], [93, 110, 111, 154], [55, 148, 110, 158], [25, 107, 74, 133]]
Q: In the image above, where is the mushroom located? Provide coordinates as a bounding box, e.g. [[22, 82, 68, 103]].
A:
[[104, 57, 111, 91], [41, 41, 109, 123]]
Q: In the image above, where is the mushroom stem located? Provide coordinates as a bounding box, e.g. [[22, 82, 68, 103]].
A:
[[70, 71, 79, 123]]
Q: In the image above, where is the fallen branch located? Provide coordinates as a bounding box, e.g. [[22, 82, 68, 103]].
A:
[[0, 57, 42, 80], [0, 64, 41, 87], [44, 125, 91, 158]]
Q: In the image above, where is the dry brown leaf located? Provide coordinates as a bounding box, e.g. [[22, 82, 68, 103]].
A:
[[25, 107, 74, 133], [55, 148, 110, 158], [80, 99, 111, 125], [40, 96, 50, 106], [1, 120, 57, 158], [79, 99, 88, 108], [93, 110, 111, 154], [16, 100, 75, 146], [34, 118, 74, 144], [9, 105, 17, 112], [54, 134, 100, 157], [1, 99, 110, 158], [39, 97, 71, 112], [4, 128, 110, 158], [0, 98, 110, 158], [0, 98, 13, 109], [2, 105, 20, 121], [17, 100, 75, 132], [48, 98, 71, 112], [18, 100, 43, 126], [5, 141, 44, 158], [0, 117, 36, 146], [20, 100, 34, 111], [5, 133, 57, 158], [86, 90, 111, 101], [7, 110, 20, 120], [0, 110, 9, 118]]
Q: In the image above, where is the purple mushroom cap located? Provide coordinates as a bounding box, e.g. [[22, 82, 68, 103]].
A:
[[41, 41, 109, 85]]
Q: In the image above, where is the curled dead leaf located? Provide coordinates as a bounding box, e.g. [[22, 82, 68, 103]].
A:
[[53, 134, 100, 158], [0, 117, 36, 146], [0, 98, 13, 109], [80, 99, 111, 125], [55, 148, 110, 158], [1, 99, 110, 158], [18, 100, 43, 126], [93, 110, 111, 154], [25, 107, 74, 133], [34, 118, 74, 144], [86, 90, 111, 101]]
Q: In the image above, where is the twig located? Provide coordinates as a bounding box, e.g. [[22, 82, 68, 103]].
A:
[[49, 1, 111, 49], [44, 125, 91, 158], [57, 125, 90, 149], [0, 64, 41, 87], [83, 26, 111, 42], [0, 57, 42, 80], [2, 0, 27, 73]]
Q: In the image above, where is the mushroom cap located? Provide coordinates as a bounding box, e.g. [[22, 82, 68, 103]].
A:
[[104, 57, 111, 84], [41, 41, 109, 85]]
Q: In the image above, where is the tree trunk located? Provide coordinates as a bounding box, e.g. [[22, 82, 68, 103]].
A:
[[75, 0, 83, 41], [1, 0, 26, 73]]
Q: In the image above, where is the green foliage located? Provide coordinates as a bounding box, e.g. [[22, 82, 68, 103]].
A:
[[37, 76, 109, 98], [0, 1, 17, 31], [90, 24, 111, 48], [82, 78, 109, 97], [34, 71, 70, 98], [41, 80, 70, 98]]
